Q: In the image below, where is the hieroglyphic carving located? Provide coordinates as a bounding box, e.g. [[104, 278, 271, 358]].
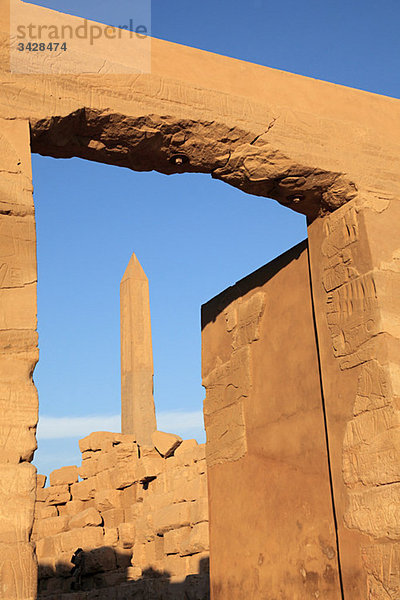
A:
[[203, 292, 265, 467], [314, 198, 400, 598], [0, 119, 38, 599], [362, 542, 400, 598], [0, 544, 37, 600]]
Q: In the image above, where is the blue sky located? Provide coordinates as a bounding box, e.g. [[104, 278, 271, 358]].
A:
[[30, 0, 400, 476]]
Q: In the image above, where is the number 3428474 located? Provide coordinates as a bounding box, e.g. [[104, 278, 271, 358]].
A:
[[17, 42, 67, 51]]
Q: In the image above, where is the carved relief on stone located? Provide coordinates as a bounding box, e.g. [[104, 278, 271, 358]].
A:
[[362, 542, 400, 598], [203, 292, 265, 467], [0, 119, 38, 599], [316, 199, 400, 598], [0, 542, 37, 600], [326, 272, 379, 358]]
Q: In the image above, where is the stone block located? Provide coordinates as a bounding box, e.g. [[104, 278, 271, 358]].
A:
[[71, 478, 96, 502], [57, 499, 86, 517], [104, 527, 119, 547], [120, 484, 137, 508], [95, 489, 123, 512], [35, 504, 57, 519], [91, 570, 126, 590], [175, 452, 194, 468], [153, 503, 192, 534], [35, 536, 57, 559], [131, 541, 146, 567], [148, 472, 166, 494], [79, 431, 124, 453], [133, 514, 154, 545], [114, 441, 139, 460], [180, 522, 209, 556], [115, 546, 132, 569], [152, 430, 182, 458], [32, 515, 69, 539], [37, 556, 55, 579], [165, 553, 188, 580], [187, 551, 210, 575], [85, 546, 117, 574], [95, 451, 117, 473], [109, 463, 138, 489], [54, 551, 74, 578], [69, 507, 102, 529], [124, 503, 143, 524], [118, 522, 136, 548], [164, 526, 191, 555], [139, 445, 158, 458], [47, 484, 71, 506], [58, 529, 83, 554], [79, 456, 99, 480], [192, 445, 206, 462], [140, 537, 165, 570], [102, 508, 125, 529], [126, 565, 142, 580], [195, 459, 207, 475], [36, 487, 50, 502], [190, 498, 209, 525], [175, 439, 198, 458], [96, 469, 114, 491], [36, 473, 47, 489], [173, 476, 207, 504], [49, 466, 78, 486], [136, 455, 164, 483], [81, 526, 105, 551], [164, 466, 189, 494], [58, 526, 104, 553], [142, 490, 173, 514], [164, 455, 179, 471]]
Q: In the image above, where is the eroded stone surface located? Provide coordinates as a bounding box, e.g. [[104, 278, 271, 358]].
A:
[[308, 196, 400, 599], [0, 118, 37, 599], [152, 431, 182, 458]]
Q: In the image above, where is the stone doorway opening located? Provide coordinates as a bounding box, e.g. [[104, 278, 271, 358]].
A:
[[30, 153, 308, 598], [31, 154, 307, 478]]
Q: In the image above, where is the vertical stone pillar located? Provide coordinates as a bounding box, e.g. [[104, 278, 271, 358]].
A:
[[308, 195, 400, 599], [120, 253, 157, 445], [0, 119, 38, 599]]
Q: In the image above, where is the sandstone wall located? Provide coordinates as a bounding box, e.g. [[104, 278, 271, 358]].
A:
[[0, 118, 38, 599], [308, 195, 400, 599], [201, 241, 342, 599], [33, 432, 209, 600]]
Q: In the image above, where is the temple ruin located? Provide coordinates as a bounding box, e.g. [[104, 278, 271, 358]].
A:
[[0, 1, 399, 598], [31, 252, 209, 598]]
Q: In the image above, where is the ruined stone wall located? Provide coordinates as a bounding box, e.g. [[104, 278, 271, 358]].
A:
[[33, 432, 209, 600]]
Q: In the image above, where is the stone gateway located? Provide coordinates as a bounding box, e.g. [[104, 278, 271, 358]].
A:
[[0, 1, 399, 598]]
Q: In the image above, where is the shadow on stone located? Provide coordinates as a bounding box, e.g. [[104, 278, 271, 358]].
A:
[[38, 546, 210, 599]]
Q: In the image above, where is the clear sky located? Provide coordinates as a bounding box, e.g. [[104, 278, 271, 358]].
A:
[[30, 0, 400, 476]]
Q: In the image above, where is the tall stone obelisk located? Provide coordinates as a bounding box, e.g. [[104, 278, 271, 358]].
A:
[[120, 253, 157, 445]]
